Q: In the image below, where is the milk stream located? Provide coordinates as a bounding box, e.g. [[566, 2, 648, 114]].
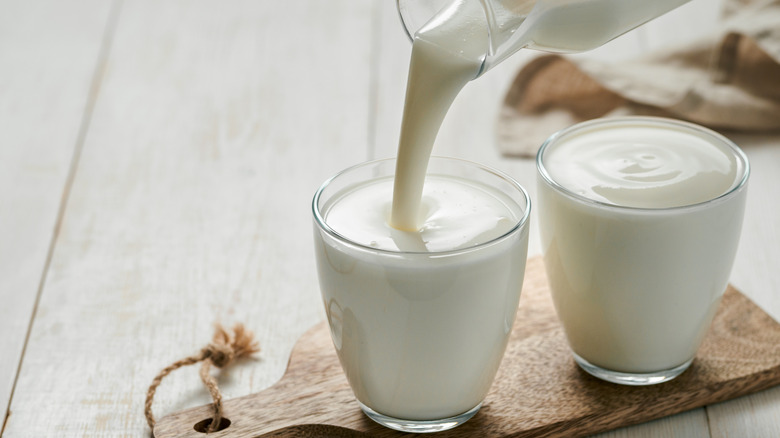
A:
[[389, 0, 691, 231], [390, 0, 487, 231]]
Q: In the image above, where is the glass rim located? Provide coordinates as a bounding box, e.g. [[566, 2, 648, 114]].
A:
[[536, 116, 750, 213], [312, 156, 531, 256]]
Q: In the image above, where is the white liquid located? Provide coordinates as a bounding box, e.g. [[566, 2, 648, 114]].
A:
[[390, 0, 690, 229], [318, 0, 693, 417], [542, 122, 739, 208], [513, 0, 690, 54], [316, 171, 529, 420], [318, 1, 528, 421], [327, 176, 517, 252], [390, 0, 487, 230], [538, 119, 748, 373], [317, 0, 530, 414]]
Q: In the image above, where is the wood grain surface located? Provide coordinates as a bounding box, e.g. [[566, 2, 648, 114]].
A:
[[1, 0, 373, 435], [0, 0, 115, 421], [155, 256, 780, 438]]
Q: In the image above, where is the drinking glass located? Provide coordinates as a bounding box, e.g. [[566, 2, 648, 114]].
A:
[[313, 157, 531, 432], [536, 117, 749, 385]]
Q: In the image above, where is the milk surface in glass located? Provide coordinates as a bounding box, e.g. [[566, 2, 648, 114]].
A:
[[313, 158, 530, 426], [537, 117, 749, 384]]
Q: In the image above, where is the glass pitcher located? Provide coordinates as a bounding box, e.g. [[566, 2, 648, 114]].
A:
[[397, 0, 690, 77]]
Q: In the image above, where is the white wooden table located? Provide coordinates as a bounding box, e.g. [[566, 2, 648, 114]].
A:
[[2, 0, 778, 436]]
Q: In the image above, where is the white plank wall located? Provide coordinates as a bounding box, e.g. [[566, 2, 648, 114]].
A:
[[1, 0, 779, 436], [0, 0, 115, 426]]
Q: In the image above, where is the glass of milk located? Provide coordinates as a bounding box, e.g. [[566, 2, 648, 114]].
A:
[[312, 157, 531, 432], [537, 117, 749, 385]]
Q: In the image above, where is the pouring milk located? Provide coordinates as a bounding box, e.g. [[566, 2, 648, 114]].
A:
[[315, 0, 695, 427], [391, 0, 690, 231]]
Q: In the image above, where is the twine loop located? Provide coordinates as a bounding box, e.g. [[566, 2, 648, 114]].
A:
[[145, 324, 260, 434]]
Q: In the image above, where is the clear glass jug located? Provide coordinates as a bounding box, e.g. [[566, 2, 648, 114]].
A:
[[397, 0, 690, 77]]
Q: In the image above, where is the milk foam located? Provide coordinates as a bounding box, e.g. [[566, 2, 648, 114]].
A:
[[542, 121, 741, 208], [325, 175, 519, 252]]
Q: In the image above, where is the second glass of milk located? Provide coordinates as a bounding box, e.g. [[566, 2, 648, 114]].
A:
[[313, 157, 530, 432], [537, 117, 749, 385]]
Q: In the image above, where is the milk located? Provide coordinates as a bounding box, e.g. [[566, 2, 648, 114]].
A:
[[327, 176, 519, 252], [316, 0, 694, 420], [398, 0, 691, 74], [540, 122, 740, 208], [512, 0, 690, 54], [315, 4, 531, 418], [315, 1, 528, 425], [390, 0, 487, 230], [537, 118, 749, 377], [314, 158, 530, 420], [390, 0, 690, 229]]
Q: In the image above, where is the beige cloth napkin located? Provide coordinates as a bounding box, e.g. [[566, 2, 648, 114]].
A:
[[497, 0, 780, 157]]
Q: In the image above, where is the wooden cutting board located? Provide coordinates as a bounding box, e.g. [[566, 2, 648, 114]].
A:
[[154, 256, 780, 437]]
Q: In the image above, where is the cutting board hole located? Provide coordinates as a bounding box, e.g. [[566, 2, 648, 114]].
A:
[[193, 417, 231, 433]]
